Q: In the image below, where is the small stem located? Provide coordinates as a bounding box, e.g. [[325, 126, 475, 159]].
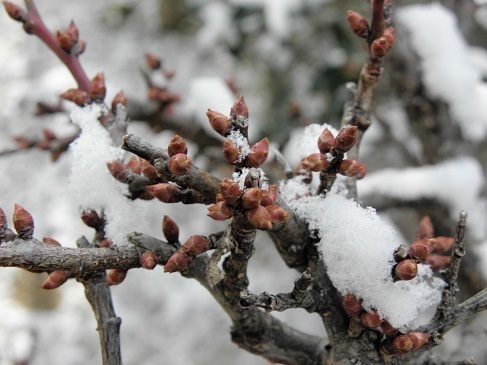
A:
[[368, 0, 386, 45]]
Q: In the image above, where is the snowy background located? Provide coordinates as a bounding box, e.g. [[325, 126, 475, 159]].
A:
[[1, 0, 487, 364]]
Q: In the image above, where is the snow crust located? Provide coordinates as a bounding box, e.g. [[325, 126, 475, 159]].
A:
[[69, 104, 148, 245]]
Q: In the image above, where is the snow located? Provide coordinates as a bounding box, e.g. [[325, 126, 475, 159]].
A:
[[280, 185, 444, 329], [228, 129, 251, 162], [69, 104, 148, 245], [396, 3, 487, 142]]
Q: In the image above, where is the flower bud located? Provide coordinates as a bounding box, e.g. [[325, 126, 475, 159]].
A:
[[338, 159, 367, 179], [265, 205, 289, 224], [246, 206, 273, 230], [361, 311, 383, 328], [3, 2, 27, 22], [342, 294, 362, 317], [111, 91, 127, 113], [370, 37, 391, 59], [261, 185, 278, 206], [380, 321, 399, 337], [334, 125, 358, 153], [230, 95, 248, 119], [417, 215, 434, 239], [164, 251, 193, 273], [318, 128, 335, 154], [220, 179, 242, 205], [126, 157, 141, 175], [43, 237, 61, 246], [408, 239, 433, 263], [241, 188, 262, 209], [223, 141, 240, 164], [432, 237, 455, 254], [246, 138, 269, 168], [163, 215, 179, 243], [41, 271, 70, 290], [140, 159, 159, 181], [81, 209, 103, 229], [13, 204, 34, 238], [66, 21, 79, 43], [383, 27, 395, 47], [147, 183, 181, 203], [56, 30, 75, 53], [145, 53, 161, 70], [140, 251, 158, 270], [168, 153, 192, 175], [0, 207, 7, 239], [207, 201, 233, 221], [347, 10, 370, 39], [61, 89, 91, 106], [107, 269, 127, 286], [392, 334, 413, 355], [408, 332, 430, 350], [425, 254, 451, 271], [89, 73, 106, 103], [99, 239, 113, 248], [182, 235, 209, 256], [302, 153, 328, 172], [107, 161, 134, 183], [168, 135, 188, 156], [395, 259, 418, 281], [207, 109, 231, 137]]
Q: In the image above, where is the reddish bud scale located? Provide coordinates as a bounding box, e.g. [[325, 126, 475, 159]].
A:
[[380, 321, 399, 337], [140, 251, 158, 270], [147, 183, 181, 203], [215, 193, 224, 203], [392, 335, 414, 355], [168, 135, 188, 156], [3, 2, 27, 22], [241, 188, 263, 209], [230, 95, 249, 119], [164, 251, 194, 273], [338, 160, 367, 179], [145, 53, 161, 70], [107, 269, 127, 286], [41, 271, 70, 290], [433, 236, 455, 254], [56, 30, 75, 53], [417, 216, 434, 240], [361, 311, 383, 328], [408, 332, 430, 350], [342, 294, 362, 317], [61, 89, 91, 106], [66, 21, 79, 42], [43, 129, 57, 141], [246, 206, 273, 230], [334, 125, 358, 153], [261, 185, 278, 206], [302, 153, 328, 172], [126, 157, 141, 175], [408, 240, 432, 263], [74, 40, 86, 56], [107, 161, 134, 183], [99, 239, 113, 248], [89, 73, 106, 103], [265, 205, 289, 224], [425, 254, 451, 271], [81, 210, 103, 229], [206, 109, 231, 137], [168, 153, 192, 175], [347, 10, 370, 39], [370, 37, 391, 59], [112, 91, 127, 113], [207, 201, 233, 221], [395, 259, 418, 281], [140, 159, 159, 182], [162, 215, 179, 243], [246, 138, 269, 168], [223, 141, 240, 164], [220, 179, 242, 205], [182, 235, 209, 256], [13, 204, 34, 238], [383, 27, 395, 47], [318, 128, 335, 154], [43, 237, 61, 246]]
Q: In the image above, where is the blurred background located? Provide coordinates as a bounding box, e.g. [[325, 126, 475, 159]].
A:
[[1, 0, 487, 364]]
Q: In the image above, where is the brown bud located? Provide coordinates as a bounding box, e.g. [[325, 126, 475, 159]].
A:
[[417, 216, 434, 239], [145, 53, 161, 70], [383, 27, 395, 47], [99, 239, 113, 248], [220, 179, 242, 205], [41, 271, 70, 290], [207, 201, 233, 221], [408, 332, 430, 350], [140, 159, 159, 181], [164, 251, 193, 273], [392, 334, 414, 355], [13, 204, 34, 238], [43, 237, 61, 246], [162, 215, 179, 243], [241, 188, 263, 209], [0, 207, 7, 239], [230, 94, 248, 119], [338, 159, 367, 179], [408, 239, 433, 263], [61, 89, 91, 106], [261, 185, 278, 206], [302, 153, 328, 172], [370, 37, 391, 59], [246, 138, 269, 168], [107, 269, 127, 286], [107, 161, 134, 183], [318, 128, 335, 154], [432, 237, 455, 254], [168, 153, 192, 175], [380, 321, 399, 337], [57, 30, 75, 53], [81, 209, 103, 229], [182, 235, 209, 256], [223, 141, 240, 164], [168, 135, 188, 156], [111, 91, 127, 113], [246, 206, 273, 230], [140, 251, 158, 270], [3, 1, 27, 22], [334, 125, 358, 153], [347, 10, 370, 39], [342, 294, 362, 317], [66, 21, 79, 42], [89, 73, 106, 103], [126, 157, 141, 175], [425, 254, 451, 271], [206, 109, 231, 137], [147, 183, 181, 203], [265, 205, 289, 224], [361, 311, 383, 328], [395, 259, 418, 281]]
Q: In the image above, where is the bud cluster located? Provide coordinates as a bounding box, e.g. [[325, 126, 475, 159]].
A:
[[167, 135, 192, 175], [381, 332, 431, 358], [55, 21, 85, 56], [61, 74, 124, 107], [164, 235, 210, 273], [11, 129, 75, 162], [370, 27, 395, 59], [144, 53, 180, 113]]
